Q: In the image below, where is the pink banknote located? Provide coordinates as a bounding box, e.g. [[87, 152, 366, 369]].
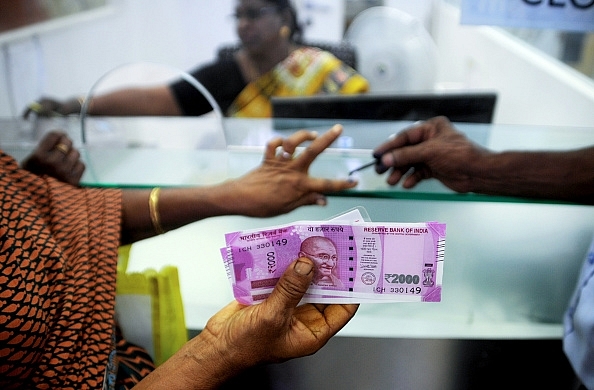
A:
[[222, 220, 446, 305]]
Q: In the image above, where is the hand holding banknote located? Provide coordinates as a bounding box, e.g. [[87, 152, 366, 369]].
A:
[[222, 209, 446, 305], [141, 258, 359, 389]]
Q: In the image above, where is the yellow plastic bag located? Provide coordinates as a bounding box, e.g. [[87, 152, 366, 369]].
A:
[[115, 245, 188, 366]]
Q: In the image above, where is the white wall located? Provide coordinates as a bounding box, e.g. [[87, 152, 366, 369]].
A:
[[294, 0, 345, 41], [0, 0, 238, 117], [430, 2, 594, 127]]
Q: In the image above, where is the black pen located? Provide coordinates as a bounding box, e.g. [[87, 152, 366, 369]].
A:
[[348, 157, 380, 176], [348, 131, 400, 176]]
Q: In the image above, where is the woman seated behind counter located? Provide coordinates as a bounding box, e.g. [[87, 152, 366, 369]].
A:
[[25, 0, 370, 119]]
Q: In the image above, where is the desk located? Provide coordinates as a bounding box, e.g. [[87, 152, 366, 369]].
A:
[[2, 116, 593, 338]]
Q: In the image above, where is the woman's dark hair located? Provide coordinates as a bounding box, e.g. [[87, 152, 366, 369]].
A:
[[267, 0, 303, 43]]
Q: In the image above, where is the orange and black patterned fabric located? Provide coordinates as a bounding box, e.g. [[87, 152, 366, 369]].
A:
[[114, 325, 155, 389], [0, 150, 122, 389]]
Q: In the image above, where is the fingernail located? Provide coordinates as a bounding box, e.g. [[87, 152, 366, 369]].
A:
[[331, 124, 342, 133], [381, 152, 395, 166], [295, 259, 313, 275], [316, 196, 327, 206]]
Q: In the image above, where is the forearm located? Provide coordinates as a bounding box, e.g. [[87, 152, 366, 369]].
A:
[[134, 331, 242, 389], [471, 147, 594, 204], [87, 86, 182, 116], [119, 126, 356, 243], [120, 182, 246, 244]]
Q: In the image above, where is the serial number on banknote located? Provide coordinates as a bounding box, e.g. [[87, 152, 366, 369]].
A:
[[376, 287, 422, 294], [237, 238, 289, 253]]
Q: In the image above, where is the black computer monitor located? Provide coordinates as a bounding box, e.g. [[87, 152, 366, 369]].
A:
[[271, 90, 498, 125]]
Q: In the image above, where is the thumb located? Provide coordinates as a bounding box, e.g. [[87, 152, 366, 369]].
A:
[[264, 257, 314, 312]]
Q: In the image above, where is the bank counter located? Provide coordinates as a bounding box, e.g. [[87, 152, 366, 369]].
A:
[[2, 116, 592, 389]]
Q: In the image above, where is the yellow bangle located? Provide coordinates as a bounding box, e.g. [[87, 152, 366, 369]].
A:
[[149, 187, 165, 235]]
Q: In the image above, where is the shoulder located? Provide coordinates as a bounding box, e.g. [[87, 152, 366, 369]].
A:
[[173, 57, 244, 95], [292, 46, 337, 61], [191, 57, 242, 79], [282, 46, 339, 71], [0, 149, 20, 170], [293, 45, 360, 71]]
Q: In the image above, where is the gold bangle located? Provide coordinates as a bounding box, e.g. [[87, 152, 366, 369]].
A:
[[149, 187, 165, 235]]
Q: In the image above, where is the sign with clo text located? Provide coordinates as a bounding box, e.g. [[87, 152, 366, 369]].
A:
[[460, 0, 594, 31]]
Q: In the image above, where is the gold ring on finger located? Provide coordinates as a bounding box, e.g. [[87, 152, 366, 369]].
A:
[[55, 143, 69, 154]]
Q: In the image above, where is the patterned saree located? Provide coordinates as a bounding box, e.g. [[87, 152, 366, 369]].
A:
[[227, 46, 370, 117]]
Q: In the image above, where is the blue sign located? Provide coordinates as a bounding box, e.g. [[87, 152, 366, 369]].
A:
[[460, 0, 594, 31]]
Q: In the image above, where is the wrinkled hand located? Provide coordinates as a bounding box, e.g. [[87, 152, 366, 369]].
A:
[[373, 116, 489, 193], [137, 258, 358, 389], [20, 131, 85, 186], [230, 124, 358, 217], [204, 257, 358, 369], [22, 97, 82, 119]]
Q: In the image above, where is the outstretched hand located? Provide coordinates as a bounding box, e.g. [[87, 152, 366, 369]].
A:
[[373, 116, 489, 193], [23, 97, 81, 119], [20, 131, 85, 186], [138, 258, 358, 389], [229, 124, 358, 217]]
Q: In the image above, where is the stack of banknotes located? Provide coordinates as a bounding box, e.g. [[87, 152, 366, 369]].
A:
[[221, 208, 446, 305]]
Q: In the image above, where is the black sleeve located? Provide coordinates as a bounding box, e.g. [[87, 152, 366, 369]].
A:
[[169, 59, 246, 116]]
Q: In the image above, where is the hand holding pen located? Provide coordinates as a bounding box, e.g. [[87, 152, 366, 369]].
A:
[[348, 121, 431, 185], [348, 119, 438, 185], [361, 116, 486, 192], [347, 133, 399, 176], [347, 121, 426, 177], [348, 158, 379, 176]]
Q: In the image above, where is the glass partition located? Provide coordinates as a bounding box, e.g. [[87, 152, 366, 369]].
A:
[[2, 116, 592, 206]]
